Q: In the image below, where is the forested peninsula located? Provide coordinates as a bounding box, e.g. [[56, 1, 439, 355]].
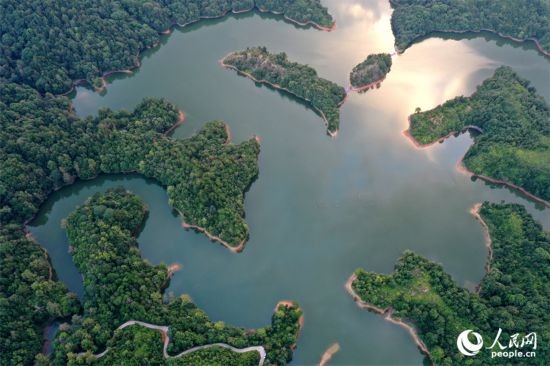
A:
[[0, 84, 262, 365], [348, 202, 550, 365], [49, 188, 303, 365], [407, 66, 550, 205], [0, 0, 334, 95], [390, 0, 550, 56], [222, 47, 347, 136], [349, 53, 392, 91]]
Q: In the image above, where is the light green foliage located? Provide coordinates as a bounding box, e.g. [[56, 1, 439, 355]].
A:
[[409, 67, 550, 201], [352, 202, 550, 365]]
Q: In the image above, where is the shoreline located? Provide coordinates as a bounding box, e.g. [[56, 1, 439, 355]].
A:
[[348, 77, 386, 93], [395, 28, 549, 57], [182, 221, 246, 253], [275, 300, 304, 350], [403, 118, 549, 207], [163, 110, 186, 137], [345, 274, 434, 366], [54, 8, 335, 97], [220, 55, 341, 138], [469, 203, 492, 293], [318, 342, 340, 366], [456, 158, 550, 207]]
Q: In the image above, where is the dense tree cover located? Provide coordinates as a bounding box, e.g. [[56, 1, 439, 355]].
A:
[[349, 53, 392, 89], [409, 66, 550, 202], [0, 83, 261, 365], [51, 188, 303, 365], [223, 47, 347, 134], [389, 0, 550, 54], [0, 225, 81, 366], [351, 202, 550, 365], [0, 0, 334, 94]]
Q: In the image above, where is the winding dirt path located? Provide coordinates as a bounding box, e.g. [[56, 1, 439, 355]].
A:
[[79, 320, 266, 364], [220, 55, 340, 138], [345, 274, 434, 366]]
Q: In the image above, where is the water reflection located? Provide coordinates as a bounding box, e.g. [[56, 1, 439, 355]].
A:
[[32, 0, 549, 364]]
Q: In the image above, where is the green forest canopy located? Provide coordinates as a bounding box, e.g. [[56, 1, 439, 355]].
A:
[[51, 188, 302, 365], [409, 66, 550, 203], [0, 0, 334, 94], [222, 46, 346, 135], [351, 202, 550, 365], [390, 0, 550, 54], [0, 83, 260, 365], [349, 53, 392, 89]]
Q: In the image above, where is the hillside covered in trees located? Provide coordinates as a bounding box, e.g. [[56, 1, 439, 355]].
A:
[[350, 202, 550, 365], [408, 66, 550, 203], [50, 188, 303, 365], [0, 84, 260, 365], [0, 0, 334, 94], [349, 53, 392, 90], [390, 0, 550, 55], [222, 46, 347, 135]]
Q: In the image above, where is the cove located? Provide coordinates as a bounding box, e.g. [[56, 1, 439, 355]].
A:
[[29, 0, 550, 364]]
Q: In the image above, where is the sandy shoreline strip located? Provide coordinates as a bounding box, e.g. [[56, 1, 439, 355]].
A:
[[404, 118, 549, 207], [220, 54, 340, 138], [275, 300, 304, 351], [182, 221, 246, 253], [348, 77, 386, 93], [395, 28, 549, 57], [469, 203, 493, 293], [163, 110, 186, 137], [318, 342, 340, 366], [55, 8, 335, 96], [345, 274, 434, 366]]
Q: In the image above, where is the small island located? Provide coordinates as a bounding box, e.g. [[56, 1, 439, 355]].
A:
[[349, 53, 392, 91], [347, 202, 550, 365], [222, 46, 347, 136], [406, 66, 550, 206], [1, 0, 335, 95], [390, 0, 549, 56], [50, 188, 303, 365]]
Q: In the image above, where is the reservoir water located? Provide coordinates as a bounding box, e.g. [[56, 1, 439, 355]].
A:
[[29, 0, 550, 364]]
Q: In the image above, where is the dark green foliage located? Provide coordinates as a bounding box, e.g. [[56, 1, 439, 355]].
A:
[[52, 188, 303, 365], [0, 0, 334, 94], [0, 82, 259, 246], [390, 0, 550, 54], [350, 53, 392, 89], [167, 347, 260, 366], [223, 46, 347, 134], [409, 66, 550, 202], [255, 0, 333, 27], [0, 83, 260, 365], [351, 202, 550, 365], [0, 225, 80, 366]]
